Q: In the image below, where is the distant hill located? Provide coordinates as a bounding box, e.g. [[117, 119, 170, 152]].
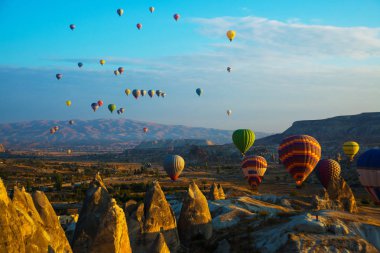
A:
[[134, 139, 215, 149], [0, 119, 270, 151], [256, 112, 380, 148]]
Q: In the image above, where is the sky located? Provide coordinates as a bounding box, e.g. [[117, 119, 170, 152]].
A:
[[0, 0, 379, 133]]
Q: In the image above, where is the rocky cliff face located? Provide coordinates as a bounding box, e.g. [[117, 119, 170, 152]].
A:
[[71, 173, 132, 253], [0, 178, 72, 253], [312, 177, 357, 213], [178, 182, 212, 247], [150, 233, 171, 253], [208, 183, 225, 200], [127, 181, 179, 253]]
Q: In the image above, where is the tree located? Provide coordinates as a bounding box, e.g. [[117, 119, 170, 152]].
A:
[[54, 173, 63, 191]]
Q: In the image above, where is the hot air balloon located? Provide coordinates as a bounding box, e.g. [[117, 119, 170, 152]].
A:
[[232, 129, 255, 156], [108, 104, 116, 113], [227, 67, 231, 72], [148, 90, 155, 98], [136, 23, 142, 30], [343, 141, 360, 161], [67, 149, 72, 155], [226, 30, 236, 42], [97, 100, 103, 107], [196, 88, 202, 96], [66, 100, 71, 107], [117, 109, 121, 115], [149, 7, 155, 13], [118, 67, 124, 74], [173, 14, 180, 21], [91, 103, 99, 112], [54, 126, 59, 131], [125, 89, 131, 96], [56, 74, 62, 80], [143, 127, 148, 133], [100, 59, 106, 66], [78, 62, 83, 68], [161, 93, 166, 98], [241, 156, 268, 189], [117, 9, 124, 16], [141, 90, 147, 96], [132, 89, 141, 99], [315, 159, 341, 189], [278, 135, 321, 187], [114, 70, 120, 76], [156, 90, 162, 97], [69, 24, 76, 30], [227, 110, 232, 116], [50, 128, 55, 134], [69, 120, 74, 125], [119, 108, 125, 114], [357, 149, 380, 204], [163, 155, 185, 181]]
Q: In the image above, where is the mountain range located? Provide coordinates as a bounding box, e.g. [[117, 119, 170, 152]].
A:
[[0, 118, 269, 151]]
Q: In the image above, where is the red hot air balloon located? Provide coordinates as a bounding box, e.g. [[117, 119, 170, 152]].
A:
[[173, 14, 180, 21], [136, 23, 142, 30], [241, 156, 268, 189], [315, 159, 341, 189], [278, 135, 321, 187], [97, 100, 103, 107], [132, 89, 141, 99], [118, 67, 124, 74], [143, 127, 148, 133], [56, 74, 62, 80]]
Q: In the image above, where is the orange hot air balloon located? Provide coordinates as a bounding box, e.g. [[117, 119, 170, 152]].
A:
[[278, 135, 321, 187]]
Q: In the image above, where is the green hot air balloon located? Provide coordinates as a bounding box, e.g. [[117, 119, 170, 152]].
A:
[[108, 104, 116, 113], [232, 129, 255, 156]]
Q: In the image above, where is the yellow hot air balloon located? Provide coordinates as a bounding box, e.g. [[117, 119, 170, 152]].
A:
[[226, 30, 236, 42], [67, 149, 72, 155], [125, 89, 131, 96], [100, 59, 106, 66], [66, 100, 71, 107], [343, 141, 360, 161]]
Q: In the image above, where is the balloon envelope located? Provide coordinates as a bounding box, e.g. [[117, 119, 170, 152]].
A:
[[67, 149, 72, 155], [149, 7, 155, 13], [117, 9, 124, 16], [141, 90, 147, 96], [163, 155, 185, 181], [108, 104, 116, 113], [232, 129, 255, 155], [78, 62, 83, 68], [118, 67, 124, 74], [343, 141, 360, 161], [132, 89, 141, 99], [156, 90, 161, 97], [100, 59, 106, 65], [315, 159, 341, 189], [357, 149, 380, 204], [125, 89, 131, 96], [241, 156, 267, 189], [278, 135, 321, 186], [66, 100, 71, 107], [226, 30, 236, 41], [143, 127, 148, 133], [69, 24, 75, 30], [97, 100, 103, 106], [136, 23, 142, 30], [227, 67, 231, 72], [196, 88, 202, 96], [148, 90, 155, 98], [173, 14, 180, 21], [227, 110, 232, 116], [69, 120, 74, 125], [56, 74, 62, 80], [91, 103, 99, 112], [119, 108, 125, 114], [114, 70, 120, 76]]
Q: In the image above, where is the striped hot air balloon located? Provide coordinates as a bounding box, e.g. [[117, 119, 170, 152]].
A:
[[357, 149, 380, 204], [343, 141, 360, 161], [241, 156, 267, 189], [315, 159, 341, 189], [278, 135, 321, 187], [163, 155, 185, 181]]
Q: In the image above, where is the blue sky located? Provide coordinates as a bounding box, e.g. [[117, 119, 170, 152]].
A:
[[0, 0, 379, 132]]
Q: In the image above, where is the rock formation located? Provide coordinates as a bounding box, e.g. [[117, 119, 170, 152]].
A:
[[0, 178, 72, 253], [208, 183, 225, 200], [150, 233, 170, 253], [312, 177, 357, 213], [71, 173, 132, 253], [127, 181, 179, 253], [0, 144, 5, 152], [178, 181, 212, 246]]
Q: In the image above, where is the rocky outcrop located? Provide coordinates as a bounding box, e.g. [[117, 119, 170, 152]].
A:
[[71, 173, 132, 253], [313, 177, 357, 213], [150, 233, 170, 253], [127, 181, 179, 253], [0, 178, 72, 253], [0, 144, 5, 152], [208, 183, 225, 200], [178, 181, 212, 246], [124, 199, 138, 218]]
